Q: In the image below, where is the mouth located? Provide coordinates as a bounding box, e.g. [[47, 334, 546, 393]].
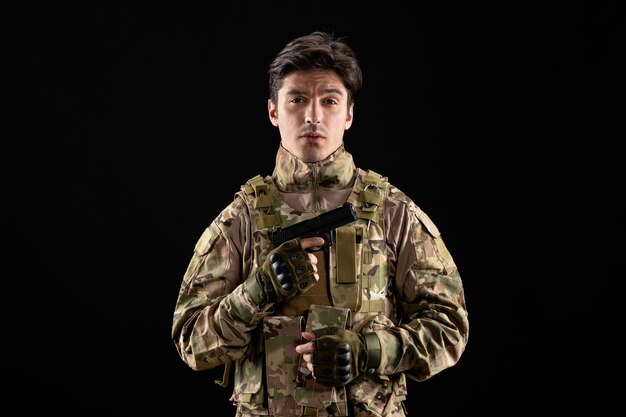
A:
[[300, 131, 325, 140]]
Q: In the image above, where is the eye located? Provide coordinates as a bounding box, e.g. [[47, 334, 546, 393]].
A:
[[323, 98, 339, 105], [289, 97, 306, 104]]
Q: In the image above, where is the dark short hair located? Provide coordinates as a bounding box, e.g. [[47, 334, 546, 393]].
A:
[[268, 31, 363, 106]]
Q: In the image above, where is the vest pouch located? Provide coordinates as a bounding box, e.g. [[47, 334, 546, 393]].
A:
[[231, 332, 267, 415], [293, 304, 351, 417], [329, 225, 364, 311], [346, 373, 407, 417], [263, 315, 305, 416]]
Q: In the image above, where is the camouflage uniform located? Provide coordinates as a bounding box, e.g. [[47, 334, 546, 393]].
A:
[[172, 145, 469, 417]]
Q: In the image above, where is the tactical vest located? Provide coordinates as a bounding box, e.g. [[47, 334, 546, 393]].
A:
[[230, 169, 406, 417], [240, 169, 390, 312]]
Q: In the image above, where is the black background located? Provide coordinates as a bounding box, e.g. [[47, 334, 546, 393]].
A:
[[4, 2, 622, 415]]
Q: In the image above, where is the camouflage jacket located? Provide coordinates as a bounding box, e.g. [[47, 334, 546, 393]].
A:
[[172, 145, 469, 417]]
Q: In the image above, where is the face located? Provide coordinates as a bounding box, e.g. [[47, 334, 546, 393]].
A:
[[268, 70, 354, 162]]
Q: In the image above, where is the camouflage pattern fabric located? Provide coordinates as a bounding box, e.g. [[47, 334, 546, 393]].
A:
[[263, 316, 304, 416], [294, 305, 350, 416], [171, 145, 469, 417]]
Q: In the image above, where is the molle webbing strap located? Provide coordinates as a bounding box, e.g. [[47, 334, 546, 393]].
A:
[[355, 170, 387, 314], [358, 275, 385, 313], [358, 170, 386, 224], [303, 407, 318, 416], [244, 175, 281, 229]]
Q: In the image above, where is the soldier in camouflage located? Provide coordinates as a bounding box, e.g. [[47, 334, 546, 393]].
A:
[[172, 31, 469, 417]]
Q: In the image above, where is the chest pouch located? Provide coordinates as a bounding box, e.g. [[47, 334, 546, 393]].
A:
[[293, 304, 351, 417], [263, 315, 306, 416], [262, 305, 352, 417], [328, 225, 365, 311]]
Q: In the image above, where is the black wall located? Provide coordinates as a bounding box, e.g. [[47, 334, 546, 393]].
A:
[[5, 2, 621, 414]]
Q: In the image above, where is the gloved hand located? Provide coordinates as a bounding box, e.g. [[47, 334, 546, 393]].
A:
[[243, 238, 317, 308], [311, 327, 380, 387]]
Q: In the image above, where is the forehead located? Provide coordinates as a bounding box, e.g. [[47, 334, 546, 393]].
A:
[[280, 70, 347, 95]]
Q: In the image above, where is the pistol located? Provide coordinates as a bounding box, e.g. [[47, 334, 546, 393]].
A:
[[271, 203, 358, 248]]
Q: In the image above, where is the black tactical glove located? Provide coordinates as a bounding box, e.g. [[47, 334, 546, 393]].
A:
[[311, 327, 381, 387], [243, 238, 316, 308]]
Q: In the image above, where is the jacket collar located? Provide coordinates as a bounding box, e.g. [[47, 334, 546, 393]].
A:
[[272, 144, 357, 193]]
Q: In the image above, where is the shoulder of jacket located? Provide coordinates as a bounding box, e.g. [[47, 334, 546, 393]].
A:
[[195, 193, 252, 255], [383, 181, 442, 238]]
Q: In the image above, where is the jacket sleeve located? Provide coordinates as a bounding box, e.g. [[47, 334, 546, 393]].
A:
[[372, 190, 469, 382], [171, 196, 268, 371]]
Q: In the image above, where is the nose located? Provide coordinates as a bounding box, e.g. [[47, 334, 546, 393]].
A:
[[305, 102, 321, 125]]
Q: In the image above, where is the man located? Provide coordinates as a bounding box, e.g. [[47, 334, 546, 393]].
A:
[[172, 31, 469, 417]]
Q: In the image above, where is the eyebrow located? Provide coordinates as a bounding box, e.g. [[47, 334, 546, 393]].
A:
[[285, 88, 345, 96]]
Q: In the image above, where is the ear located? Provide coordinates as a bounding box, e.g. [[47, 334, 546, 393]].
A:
[[345, 102, 354, 130], [268, 99, 279, 127]]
